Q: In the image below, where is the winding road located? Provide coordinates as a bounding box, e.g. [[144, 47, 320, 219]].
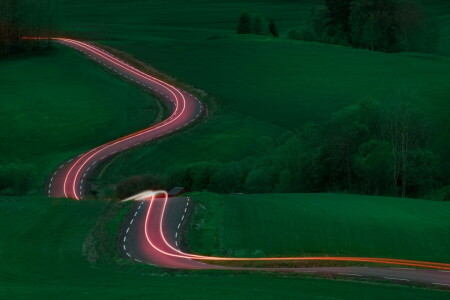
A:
[[46, 38, 203, 200], [47, 39, 450, 289]]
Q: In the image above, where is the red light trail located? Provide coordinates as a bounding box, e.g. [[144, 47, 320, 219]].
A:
[[128, 190, 450, 271]]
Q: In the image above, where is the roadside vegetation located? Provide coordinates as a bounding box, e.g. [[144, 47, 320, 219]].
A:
[[186, 192, 450, 263], [115, 95, 448, 200]]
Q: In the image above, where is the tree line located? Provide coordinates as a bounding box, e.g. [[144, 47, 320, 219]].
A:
[[117, 90, 449, 201], [288, 0, 439, 53], [237, 12, 278, 37], [0, 0, 56, 57]]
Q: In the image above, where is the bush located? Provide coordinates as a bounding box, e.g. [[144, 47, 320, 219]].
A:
[[116, 173, 167, 199], [0, 163, 35, 196], [236, 12, 271, 36]]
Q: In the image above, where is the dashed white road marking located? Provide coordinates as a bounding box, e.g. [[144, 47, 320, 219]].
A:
[[130, 219, 134, 225], [301, 271, 317, 273], [433, 283, 450, 286], [338, 273, 362, 277], [126, 227, 130, 233], [384, 277, 410, 281]]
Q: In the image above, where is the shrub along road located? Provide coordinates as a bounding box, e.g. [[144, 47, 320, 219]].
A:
[[48, 39, 450, 289]]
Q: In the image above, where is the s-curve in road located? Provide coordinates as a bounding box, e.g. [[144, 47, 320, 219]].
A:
[[121, 191, 450, 289], [45, 38, 203, 200]]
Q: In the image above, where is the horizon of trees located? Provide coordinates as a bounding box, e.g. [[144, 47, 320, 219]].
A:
[[289, 0, 439, 53], [0, 0, 57, 57], [237, 12, 279, 37]]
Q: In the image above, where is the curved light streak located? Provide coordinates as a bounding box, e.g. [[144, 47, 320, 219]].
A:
[[25, 37, 192, 200], [126, 190, 450, 270]]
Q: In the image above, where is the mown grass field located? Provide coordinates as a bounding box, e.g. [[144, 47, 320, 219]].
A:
[[0, 196, 449, 299], [0, 46, 158, 194], [54, 0, 450, 183], [187, 193, 450, 264]]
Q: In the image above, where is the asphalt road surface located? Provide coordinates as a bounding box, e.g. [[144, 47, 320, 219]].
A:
[[122, 194, 450, 288]]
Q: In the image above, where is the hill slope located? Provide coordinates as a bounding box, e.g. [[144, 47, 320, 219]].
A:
[[187, 193, 450, 263], [0, 196, 449, 299]]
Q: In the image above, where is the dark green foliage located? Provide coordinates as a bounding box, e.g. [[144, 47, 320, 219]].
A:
[[237, 12, 251, 34], [236, 12, 270, 35], [252, 14, 267, 35], [354, 139, 393, 195], [154, 95, 443, 199], [116, 173, 167, 199], [0, 163, 34, 196], [290, 0, 439, 53], [0, 0, 56, 57], [269, 19, 278, 37]]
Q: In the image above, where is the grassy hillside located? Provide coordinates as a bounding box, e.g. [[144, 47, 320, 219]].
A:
[[187, 193, 450, 263], [0, 46, 158, 195], [0, 196, 448, 299], [54, 0, 450, 188], [97, 36, 450, 190], [115, 36, 450, 132]]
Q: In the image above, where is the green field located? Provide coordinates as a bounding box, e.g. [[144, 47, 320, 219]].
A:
[[53, 0, 450, 186], [187, 193, 450, 263], [0, 47, 158, 194], [2, 0, 450, 297], [0, 196, 448, 299]]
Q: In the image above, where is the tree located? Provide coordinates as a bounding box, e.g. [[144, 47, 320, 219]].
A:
[[407, 149, 437, 197], [325, 0, 353, 33], [269, 19, 279, 37], [252, 14, 268, 35], [383, 89, 430, 197], [396, 0, 439, 53], [0, 0, 57, 56], [349, 0, 399, 52], [354, 139, 393, 195], [237, 12, 251, 34], [323, 103, 371, 190]]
